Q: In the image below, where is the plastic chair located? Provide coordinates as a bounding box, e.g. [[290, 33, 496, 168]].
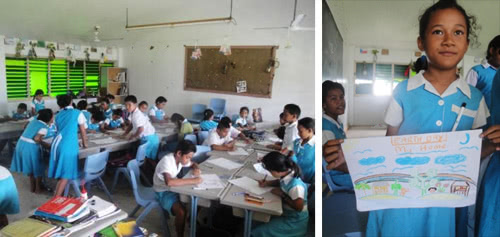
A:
[[64, 150, 113, 202], [192, 145, 212, 164], [322, 159, 353, 198], [209, 98, 226, 120], [231, 114, 239, 126], [188, 104, 207, 124], [111, 142, 149, 192], [128, 160, 171, 236], [198, 131, 209, 145], [184, 134, 198, 145]]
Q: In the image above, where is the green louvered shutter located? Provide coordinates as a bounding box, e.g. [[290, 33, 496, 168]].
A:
[[6, 58, 28, 99], [69, 60, 84, 95], [28, 59, 48, 97], [49, 59, 68, 97]]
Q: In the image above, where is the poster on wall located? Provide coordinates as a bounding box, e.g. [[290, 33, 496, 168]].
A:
[[342, 130, 482, 211]]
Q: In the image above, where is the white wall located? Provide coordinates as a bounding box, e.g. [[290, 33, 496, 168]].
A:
[[121, 1, 315, 122]]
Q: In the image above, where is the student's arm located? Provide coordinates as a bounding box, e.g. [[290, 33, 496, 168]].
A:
[[258, 179, 280, 187], [386, 125, 400, 136], [238, 132, 252, 143], [33, 133, 51, 148], [323, 139, 348, 173], [129, 126, 144, 140], [481, 125, 500, 159], [267, 143, 282, 150], [191, 162, 201, 176], [272, 189, 304, 211], [31, 108, 36, 116], [163, 172, 202, 187], [149, 115, 163, 123], [210, 144, 235, 151], [79, 124, 88, 148], [122, 123, 133, 137]]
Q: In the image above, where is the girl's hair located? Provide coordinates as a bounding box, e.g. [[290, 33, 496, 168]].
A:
[[175, 140, 197, 156], [57, 94, 72, 108], [37, 109, 53, 123], [77, 100, 88, 111], [91, 110, 106, 122], [203, 109, 214, 120], [155, 96, 167, 104], [298, 117, 315, 134], [170, 113, 185, 128], [419, 0, 479, 47], [262, 151, 301, 178], [112, 109, 123, 116], [486, 35, 500, 61], [322, 80, 344, 103], [17, 103, 27, 111], [240, 106, 249, 113], [33, 89, 44, 100], [139, 101, 148, 107], [413, 55, 428, 73]]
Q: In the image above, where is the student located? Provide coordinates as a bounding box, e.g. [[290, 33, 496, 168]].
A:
[[104, 109, 125, 130], [273, 112, 286, 140], [200, 109, 218, 131], [49, 94, 88, 197], [0, 166, 20, 229], [122, 95, 160, 160], [12, 103, 30, 120], [253, 151, 308, 237], [87, 110, 106, 133], [220, 116, 252, 143], [100, 98, 113, 120], [291, 117, 315, 185], [322, 81, 352, 188], [235, 106, 255, 131], [202, 120, 235, 151], [31, 89, 45, 115], [170, 113, 194, 141], [267, 104, 300, 153], [77, 100, 91, 126], [153, 140, 202, 237], [10, 109, 52, 193], [139, 101, 149, 117], [106, 94, 116, 110], [149, 96, 169, 123]]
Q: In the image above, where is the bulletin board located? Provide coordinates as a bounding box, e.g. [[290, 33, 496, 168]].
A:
[[184, 46, 278, 98]]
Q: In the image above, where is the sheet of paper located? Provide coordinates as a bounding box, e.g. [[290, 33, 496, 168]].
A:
[[227, 148, 249, 156], [92, 137, 119, 145], [343, 130, 482, 211], [235, 140, 247, 147], [257, 140, 273, 146], [268, 137, 281, 143], [196, 174, 225, 189], [206, 158, 243, 170], [229, 176, 273, 195], [253, 162, 272, 176]]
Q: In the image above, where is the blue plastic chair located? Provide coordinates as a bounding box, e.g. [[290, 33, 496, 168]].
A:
[[111, 142, 149, 192], [188, 104, 207, 124], [192, 145, 212, 164], [209, 98, 226, 120], [323, 159, 353, 198], [184, 134, 198, 145], [128, 160, 171, 236], [231, 114, 239, 126], [64, 150, 113, 202], [198, 131, 209, 145]]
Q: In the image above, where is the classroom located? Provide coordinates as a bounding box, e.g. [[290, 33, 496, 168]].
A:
[[0, 0, 315, 236], [323, 0, 500, 236]]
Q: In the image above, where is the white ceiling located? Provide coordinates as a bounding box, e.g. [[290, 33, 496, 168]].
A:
[[0, 0, 314, 47], [327, 0, 500, 57]]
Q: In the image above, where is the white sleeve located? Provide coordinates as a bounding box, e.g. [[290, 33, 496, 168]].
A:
[[287, 185, 305, 200], [322, 130, 336, 145], [206, 132, 221, 146], [104, 118, 111, 125], [472, 97, 490, 129], [78, 112, 86, 125], [119, 118, 124, 123], [134, 113, 147, 128], [466, 69, 478, 87], [37, 128, 48, 136], [30, 101, 36, 109], [235, 118, 243, 124], [384, 98, 403, 127], [149, 108, 156, 116], [230, 127, 241, 138]]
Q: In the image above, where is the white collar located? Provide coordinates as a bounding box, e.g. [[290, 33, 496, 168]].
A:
[[38, 120, 48, 126], [183, 118, 189, 123], [286, 120, 298, 128], [300, 135, 315, 147], [481, 61, 495, 69], [407, 71, 471, 99], [64, 106, 74, 110], [282, 171, 295, 185], [322, 113, 342, 129], [153, 105, 159, 111], [34, 99, 44, 104]]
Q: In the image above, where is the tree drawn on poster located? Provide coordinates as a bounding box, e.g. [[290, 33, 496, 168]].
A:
[[409, 169, 438, 196], [355, 182, 371, 195], [391, 180, 402, 196]]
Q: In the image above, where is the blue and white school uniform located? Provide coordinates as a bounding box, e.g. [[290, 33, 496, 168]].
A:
[[0, 166, 20, 215], [10, 119, 48, 177], [149, 105, 165, 121], [88, 121, 103, 132], [476, 70, 500, 236], [235, 116, 248, 127], [12, 111, 29, 120], [200, 120, 218, 131], [252, 171, 309, 237], [322, 114, 352, 188], [44, 123, 57, 139], [466, 62, 497, 110], [129, 107, 159, 159], [367, 71, 489, 236], [80, 109, 91, 126], [292, 136, 315, 184], [48, 106, 87, 180], [105, 117, 124, 129], [103, 108, 112, 120], [31, 99, 45, 114]]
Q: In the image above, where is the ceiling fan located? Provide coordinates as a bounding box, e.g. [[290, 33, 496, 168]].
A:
[[92, 25, 124, 42], [253, 0, 314, 31]]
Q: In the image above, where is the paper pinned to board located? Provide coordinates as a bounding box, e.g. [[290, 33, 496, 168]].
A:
[[206, 158, 243, 170], [229, 176, 273, 195]]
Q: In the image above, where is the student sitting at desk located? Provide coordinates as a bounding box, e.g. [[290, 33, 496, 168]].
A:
[[106, 94, 116, 110], [100, 98, 113, 120], [153, 140, 202, 237], [0, 166, 20, 229], [149, 96, 169, 123], [31, 89, 45, 115], [254, 151, 308, 237], [273, 112, 287, 140], [200, 109, 218, 131], [12, 103, 30, 120], [291, 117, 315, 185], [202, 120, 235, 151], [235, 106, 256, 131], [139, 101, 149, 118], [267, 104, 300, 154], [104, 109, 125, 130], [87, 110, 106, 133], [220, 116, 252, 143], [170, 113, 194, 141]]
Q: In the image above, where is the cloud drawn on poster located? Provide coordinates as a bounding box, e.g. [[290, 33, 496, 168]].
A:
[[395, 156, 430, 165]]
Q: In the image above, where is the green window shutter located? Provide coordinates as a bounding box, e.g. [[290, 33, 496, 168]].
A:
[[6, 58, 28, 99], [85, 61, 100, 95], [69, 60, 84, 95], [28, 59, 48, 97], [49, 59, 68, 97]]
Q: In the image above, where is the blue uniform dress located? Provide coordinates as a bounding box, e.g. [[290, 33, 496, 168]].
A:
[[106, 118, 123, 129], [10, 119, 49, 177], [44, 123, 57, 139], [31, 99, 45, 113], [81, 110, 91, 126], [322, 114, 353, 188], [103, 108, 112, 120], [12, 111, 30, 120], [292, 137, 315, 184], [367, 71, 489, 236], [149, 106, 165, 121], [476, 70, 500, 236], [252, 172, 309, 237], [0, 166, 20, 215], [48, 107, 85, 180], [200, 120, 218, 131], [87, 122, 102, 132]]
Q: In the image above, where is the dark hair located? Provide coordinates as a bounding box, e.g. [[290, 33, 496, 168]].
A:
[[112, 109, 123, 116], [486, 35, 500, 61], [322, 80, 345, 103], [419, 0, 479, 47], [57, 94, 72, 108], [155, 96, 167, 104], [413, 55, 428, 73], [124, 95, 137, 104], [33, 89, 44, 102], [101, 98, 110, 105], [37, 109, 53, 123], [217, 120, 230, 130], [261, 151, 301, 178], [284, 104, 301, 118], [77, 100, 88, 111], [139, 101, 148, 107], [240, 106, 249, 113], [170, 113, 185, 128], [175, 140, 197, 156], [17, 103, 27, 111], [220, 116, 231, 125], [279, 112, 284, 118], [298, 117, 315, 134], [106, 94, 115, 100], [91, 110, 106, 122], [203, 109, 214, 120]]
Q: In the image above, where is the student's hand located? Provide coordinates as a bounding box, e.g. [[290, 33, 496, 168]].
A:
[[481, 125, 500, 153], [280, 148, 289, 154], [271, 188, 284, 197], [258, 179, 268, 187], [193, 177, 203, 185], [323, 139, 348, 172], [245, 138, 253, 144]]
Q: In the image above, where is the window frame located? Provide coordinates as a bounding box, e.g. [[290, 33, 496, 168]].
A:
[[354, 61, 411, 96]]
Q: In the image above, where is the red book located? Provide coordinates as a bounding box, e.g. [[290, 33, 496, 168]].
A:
[[37, 196, 86, 217]]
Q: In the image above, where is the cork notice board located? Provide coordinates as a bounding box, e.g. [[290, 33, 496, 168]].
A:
[[184, 46, 278, 98]]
